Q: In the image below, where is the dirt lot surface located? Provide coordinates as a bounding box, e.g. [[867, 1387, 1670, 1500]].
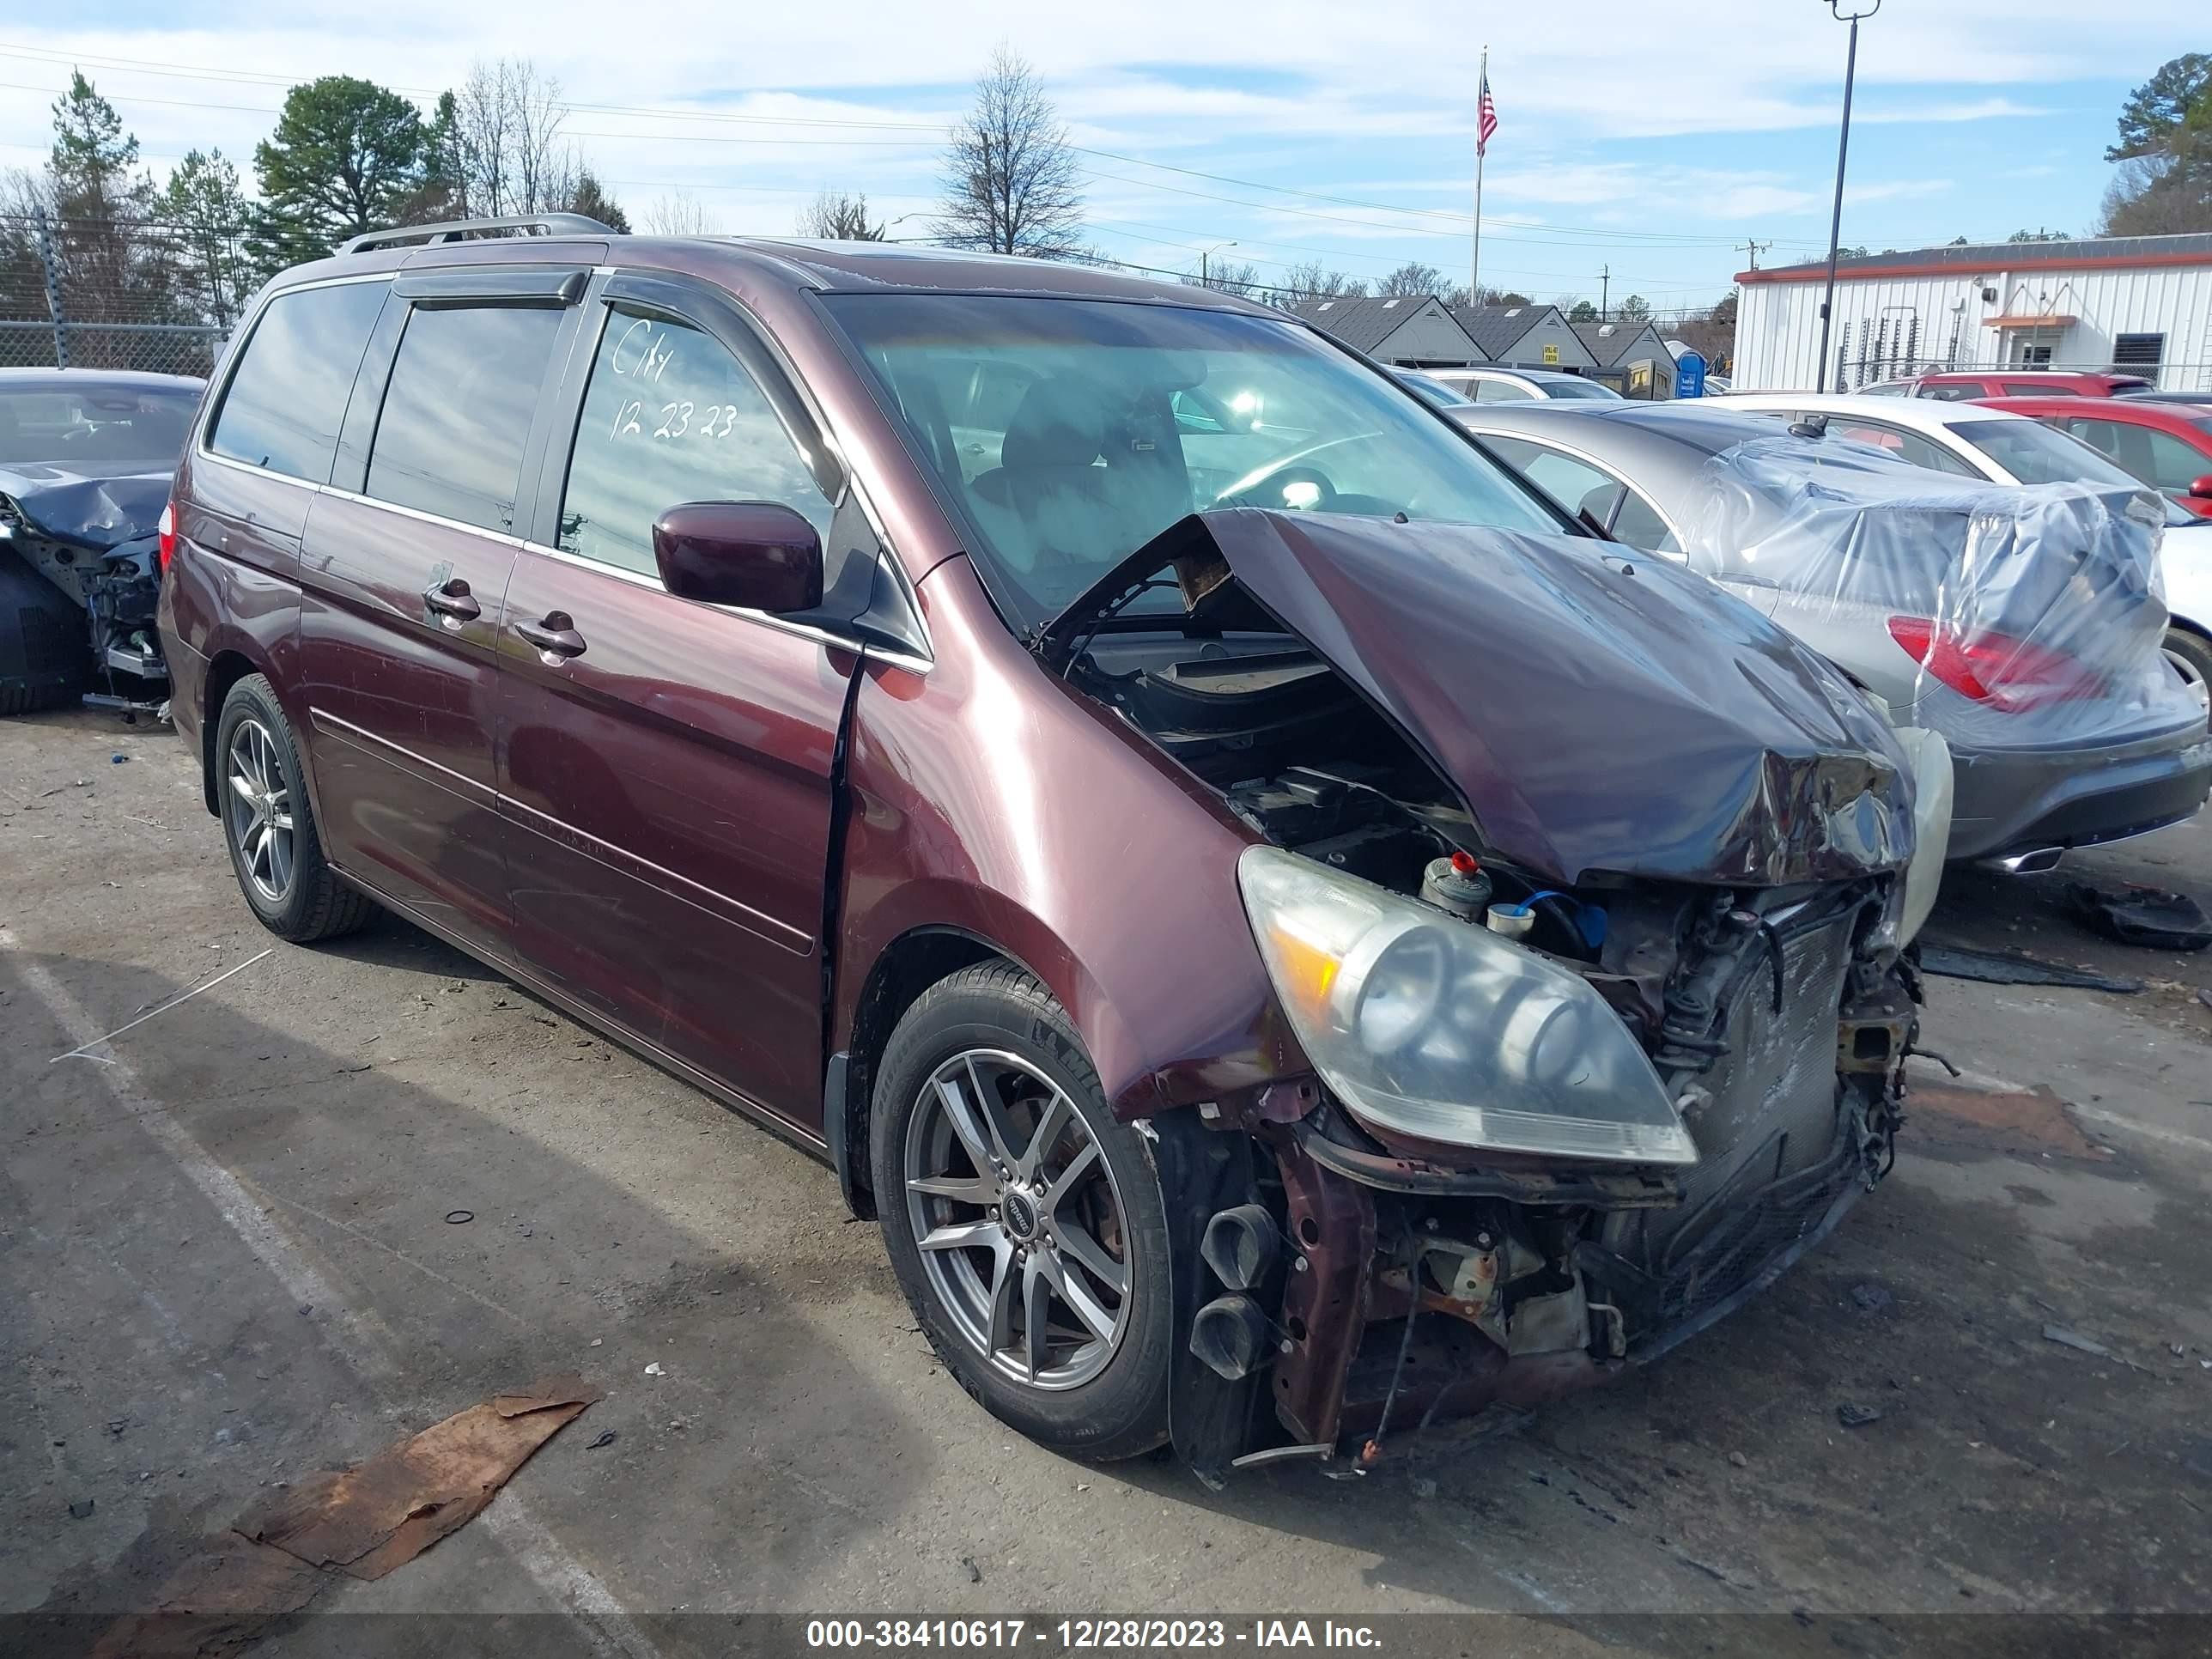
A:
[[6, 705, 2212, 1656]]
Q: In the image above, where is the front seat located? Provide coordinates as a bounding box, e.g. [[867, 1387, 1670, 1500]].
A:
[[967, 380, 1121, 574]]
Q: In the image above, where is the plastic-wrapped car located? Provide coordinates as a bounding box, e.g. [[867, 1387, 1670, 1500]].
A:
[[0, 368, 202, 714], [1447, 402, 2211, 867]]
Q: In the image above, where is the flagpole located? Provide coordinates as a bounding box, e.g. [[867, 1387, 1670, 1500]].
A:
[[1471, 44, 1487, 307]]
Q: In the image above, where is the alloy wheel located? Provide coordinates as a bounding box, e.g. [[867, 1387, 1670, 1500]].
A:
[[902, 1048, 1133, 1390], [225, 717, 295, 903], [2166, 643, 2209, 717]]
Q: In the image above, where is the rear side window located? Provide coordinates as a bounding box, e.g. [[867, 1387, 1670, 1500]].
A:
[[365, 304, 566, 532], [556, 307, 834, 579], [208, 281, 386, 483], [1483, 435, 1622, 523], [1474, 377, 1534, 403], [1826, 417, 1979, 477]]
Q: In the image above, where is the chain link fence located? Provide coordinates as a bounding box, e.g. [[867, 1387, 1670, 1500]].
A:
[[3, 211, 250, 380]]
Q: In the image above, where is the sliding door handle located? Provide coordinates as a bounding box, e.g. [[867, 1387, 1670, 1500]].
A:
[[514, 614, 587, 661], [422, 577, 482, 623]]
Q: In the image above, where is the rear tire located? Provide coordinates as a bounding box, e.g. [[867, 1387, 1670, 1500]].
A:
[[0, 683, 74, 716], [215, 674, 374, 943], [871, 963, 1173, 1462]]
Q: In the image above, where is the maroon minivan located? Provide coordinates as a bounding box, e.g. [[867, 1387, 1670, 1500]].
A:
[[160, 216, 1932, 1480]]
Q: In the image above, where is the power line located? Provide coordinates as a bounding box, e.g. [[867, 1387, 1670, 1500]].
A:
[[0, 43, 1833, 251]]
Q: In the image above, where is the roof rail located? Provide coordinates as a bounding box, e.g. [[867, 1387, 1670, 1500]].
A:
[[339, 213, 617, 255]]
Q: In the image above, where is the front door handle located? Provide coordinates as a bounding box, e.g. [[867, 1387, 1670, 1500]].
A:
[[514, 613, 587, 661], [423, 577, 482, 623]]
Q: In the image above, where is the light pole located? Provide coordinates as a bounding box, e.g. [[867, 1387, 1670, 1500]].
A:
[[1814, 0, 1880, 392], [1199, 240, 1237, 288]]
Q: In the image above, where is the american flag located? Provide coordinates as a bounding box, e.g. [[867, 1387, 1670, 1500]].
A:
[[1477, 75, 1498, 157]]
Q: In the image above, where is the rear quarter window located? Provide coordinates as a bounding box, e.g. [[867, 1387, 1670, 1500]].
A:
[[208, 281, 388, 483]]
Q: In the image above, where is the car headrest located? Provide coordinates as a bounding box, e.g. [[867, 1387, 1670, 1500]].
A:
[[1001, 379, 1104, 470]]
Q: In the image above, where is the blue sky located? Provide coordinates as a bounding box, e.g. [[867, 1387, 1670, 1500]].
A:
[[1, 4, 2196, 317]]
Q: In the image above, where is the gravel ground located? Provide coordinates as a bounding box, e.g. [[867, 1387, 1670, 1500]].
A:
[[4, 704, 2210, 1657]]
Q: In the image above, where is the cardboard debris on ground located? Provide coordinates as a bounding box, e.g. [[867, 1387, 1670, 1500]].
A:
[[1909, 1079, 2113, 1162], [85, 1376, 598, 1659]]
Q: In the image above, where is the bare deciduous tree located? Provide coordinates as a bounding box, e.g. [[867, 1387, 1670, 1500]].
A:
[[440, 59, 581, 219], [936, 47, 1084, 258], [1267, 260, 1365, 308], [1189, 257, 1261, 301], [796, 190, 885, 240], [641, 191, 720, 236]]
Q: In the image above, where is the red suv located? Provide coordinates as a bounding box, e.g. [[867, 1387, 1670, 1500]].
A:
[[159, 216, 1932, 1477], [1902, 369, 2153, 401], [1972, 394, 2212, 519]]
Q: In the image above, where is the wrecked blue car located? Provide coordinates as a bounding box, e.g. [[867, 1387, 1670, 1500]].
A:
[[1, 368, 203, 714]]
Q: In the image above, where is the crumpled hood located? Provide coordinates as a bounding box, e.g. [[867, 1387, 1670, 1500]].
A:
[[0, 463, 171, 550], [1199, 507, 1916, 887]]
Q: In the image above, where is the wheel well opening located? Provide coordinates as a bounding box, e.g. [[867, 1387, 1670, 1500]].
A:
[[838, 929, 1005, 1218], [198, 651, 259, 814]]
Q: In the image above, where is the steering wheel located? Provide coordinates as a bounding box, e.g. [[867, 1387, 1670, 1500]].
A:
[[1219, 463, 1340, 514]]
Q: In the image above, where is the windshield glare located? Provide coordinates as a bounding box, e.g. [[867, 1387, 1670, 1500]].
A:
[[823, 294, 1564, 625], [0, 386, 200, 466]]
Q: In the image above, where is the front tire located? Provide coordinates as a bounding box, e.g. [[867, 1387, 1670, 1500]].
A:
[[871, 963, 1173, 1462], [215, 674, 373, 943]]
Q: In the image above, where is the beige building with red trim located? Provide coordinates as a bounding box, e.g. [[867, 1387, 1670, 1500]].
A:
[[1732, 233, 2212, 393]]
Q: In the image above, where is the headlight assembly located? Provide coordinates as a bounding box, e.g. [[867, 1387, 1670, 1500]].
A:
[[1238, 845, 1697, 1165]]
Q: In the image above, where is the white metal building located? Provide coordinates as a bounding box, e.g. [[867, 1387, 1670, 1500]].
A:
[[1733, 233, 2212, 392]]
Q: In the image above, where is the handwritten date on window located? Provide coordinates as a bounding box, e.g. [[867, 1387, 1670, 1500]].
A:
[[601, 316, 747, 444]]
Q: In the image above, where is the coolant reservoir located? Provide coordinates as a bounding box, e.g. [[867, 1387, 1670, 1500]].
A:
[[1889, 727, 1954, 945]]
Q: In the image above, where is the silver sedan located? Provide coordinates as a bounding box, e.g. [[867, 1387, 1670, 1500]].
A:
[[1444, 401, 2212, 867]]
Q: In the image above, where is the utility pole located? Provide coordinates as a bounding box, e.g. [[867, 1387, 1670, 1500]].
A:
[[1738, 239, 1771, 271], [1599, 264, 1610, 320], [1815, 0, 1881, 392], [1199, 240, 1237, 288]]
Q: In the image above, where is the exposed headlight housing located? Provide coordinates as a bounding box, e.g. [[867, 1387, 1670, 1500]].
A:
[[1237, 846, 1697, 1165]]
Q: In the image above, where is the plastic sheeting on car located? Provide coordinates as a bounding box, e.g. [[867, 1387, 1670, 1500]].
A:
[[1674, 436, 2200, 750]]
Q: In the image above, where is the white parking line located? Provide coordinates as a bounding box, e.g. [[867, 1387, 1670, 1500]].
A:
[[3, 927, 664, 1659]]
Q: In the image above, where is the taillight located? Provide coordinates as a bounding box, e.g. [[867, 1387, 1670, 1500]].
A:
[[1886, 615, 2102, 712], [157, 501, 175, 574]]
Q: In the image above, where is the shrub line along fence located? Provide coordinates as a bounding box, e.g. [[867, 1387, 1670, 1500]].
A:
[[3, 210, 245, 380]]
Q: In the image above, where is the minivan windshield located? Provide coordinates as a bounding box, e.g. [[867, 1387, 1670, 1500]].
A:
[[823, 294, 1565, 627]]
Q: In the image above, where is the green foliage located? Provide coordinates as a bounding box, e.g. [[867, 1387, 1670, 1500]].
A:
[[1566, 299, 1597, 322], [160, 148, 253, 325], [2108, 53, 2211, 161], [252, 76, 429, 267], [50, 70, 147, 219], [2101, 53, 2212, 235], [568, 170, 629, 234], [1616, 293, 1651, 320]]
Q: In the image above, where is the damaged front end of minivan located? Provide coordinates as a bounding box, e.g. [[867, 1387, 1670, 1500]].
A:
[[1042, 507, 1946, 1484]]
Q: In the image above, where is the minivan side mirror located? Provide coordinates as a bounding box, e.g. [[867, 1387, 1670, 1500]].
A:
[[653, 501, 823, 613], [2190, 474, 2212, 501]]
